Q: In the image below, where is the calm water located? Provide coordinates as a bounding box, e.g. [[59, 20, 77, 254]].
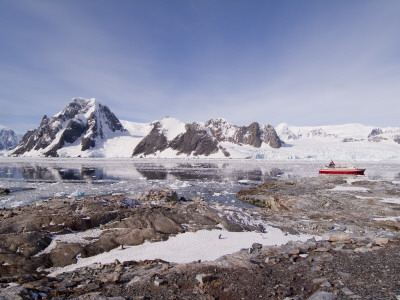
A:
[[1, 158, 399, 208]]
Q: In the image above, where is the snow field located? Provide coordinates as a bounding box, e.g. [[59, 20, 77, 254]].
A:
[[48, 228, 316, 276]]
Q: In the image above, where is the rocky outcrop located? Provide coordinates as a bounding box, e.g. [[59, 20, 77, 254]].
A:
[[261, 124, 282, 148], [368, 128, 383, 138], [205, 119, 282, 149], [132, 122, 168, 156], [170, 123, 220, 156], [133, 121, 225, 157], [132, 119, 282, 157], [0, 188, 261, 277], [10, 98, 126, 157]]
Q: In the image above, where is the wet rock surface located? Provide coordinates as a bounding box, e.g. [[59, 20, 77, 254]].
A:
[[1, 177, 400, 299]]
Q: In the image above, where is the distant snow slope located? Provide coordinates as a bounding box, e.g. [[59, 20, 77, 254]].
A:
[[271, 123, 400, 161]]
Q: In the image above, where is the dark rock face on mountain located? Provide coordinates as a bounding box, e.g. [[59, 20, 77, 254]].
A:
[[261, 124, 282, 148], [0, 127, 21, 151], [368, 128, 383, 138], [133, 122, 221, 157], [132, 122, 168, 156], [170, 123, 220, 156], [132, 118, 282, 157], [205, 119, 282, 149], [368, 128, 385, 142], [367, 127, 400, 144], [10, 98, 126, 157]]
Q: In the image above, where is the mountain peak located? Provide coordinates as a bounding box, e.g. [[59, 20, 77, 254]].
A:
[[11, 98, 125, 157]]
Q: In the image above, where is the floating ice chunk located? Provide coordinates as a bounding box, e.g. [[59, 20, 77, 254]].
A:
[[169, 180, 191, 189], [55, 192, 69, 197], [69, 189, 85, 198], [238, 179, 250, 184]]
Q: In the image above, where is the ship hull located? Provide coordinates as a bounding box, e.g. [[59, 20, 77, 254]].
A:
[[319, 169, 366, 175]]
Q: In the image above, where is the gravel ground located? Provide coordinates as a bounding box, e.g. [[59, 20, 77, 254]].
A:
[[1, 176, 400, 299]]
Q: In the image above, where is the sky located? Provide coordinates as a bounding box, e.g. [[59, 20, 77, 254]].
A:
[[1, 0, 399, 133]]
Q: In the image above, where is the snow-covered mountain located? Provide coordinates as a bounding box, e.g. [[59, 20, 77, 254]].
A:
[[272, 123, 400, 161], [132, 118, 224, 157], [131, 117, 282, 158], [0, 126, 21, 154], [7, 97, 400, 160], [10, 98, 127, 157], [9, 98, 282, 158], [275, 123, 400, 144]]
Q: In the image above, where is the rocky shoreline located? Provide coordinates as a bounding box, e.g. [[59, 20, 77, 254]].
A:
[[1, 176, 400, 299]]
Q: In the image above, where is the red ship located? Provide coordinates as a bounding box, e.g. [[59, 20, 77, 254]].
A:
[[319, 161, 366, 175]]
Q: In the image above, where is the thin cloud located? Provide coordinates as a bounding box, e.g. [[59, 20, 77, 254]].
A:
[[1, 1, 399, 133]]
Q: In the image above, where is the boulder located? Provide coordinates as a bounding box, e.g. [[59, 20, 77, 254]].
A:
[[139, 188, 178, 203], [49, 242, 85, 267], [373, 237, 389, 246], [152, 215, 183, 234], [307, 291, 337, 300], [328, 232, 350, 242]]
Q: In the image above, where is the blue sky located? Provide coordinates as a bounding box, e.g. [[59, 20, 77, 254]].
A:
[[1, 0, 399, 133]]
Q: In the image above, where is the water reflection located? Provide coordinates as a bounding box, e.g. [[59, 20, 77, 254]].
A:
[[1, 160, 399, 183], [1, 159, 400, 209], [0, 162, 284, 183]]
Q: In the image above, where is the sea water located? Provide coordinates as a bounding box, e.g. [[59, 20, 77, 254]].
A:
[[0, 157, 399, 208]]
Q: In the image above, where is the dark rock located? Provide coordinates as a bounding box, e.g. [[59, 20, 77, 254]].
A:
[[368, 128, 383, 138], [262, 124, 282, 148], [0, 188, 10, 195], [169, 122, 219, 156], [132, 122, 168, 156], [139, 188, 178, 203], [195, 273, 216, 285], [152, 215, 183, 234], [0, 231, 52, 276], [49, 242, 85, 267], [205, 119, 282, 149]]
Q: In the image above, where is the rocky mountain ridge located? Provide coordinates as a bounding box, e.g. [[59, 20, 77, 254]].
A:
[[5, 98, 400, 159], [131, 117, 282, 158], [9, 98, 282, 158]]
